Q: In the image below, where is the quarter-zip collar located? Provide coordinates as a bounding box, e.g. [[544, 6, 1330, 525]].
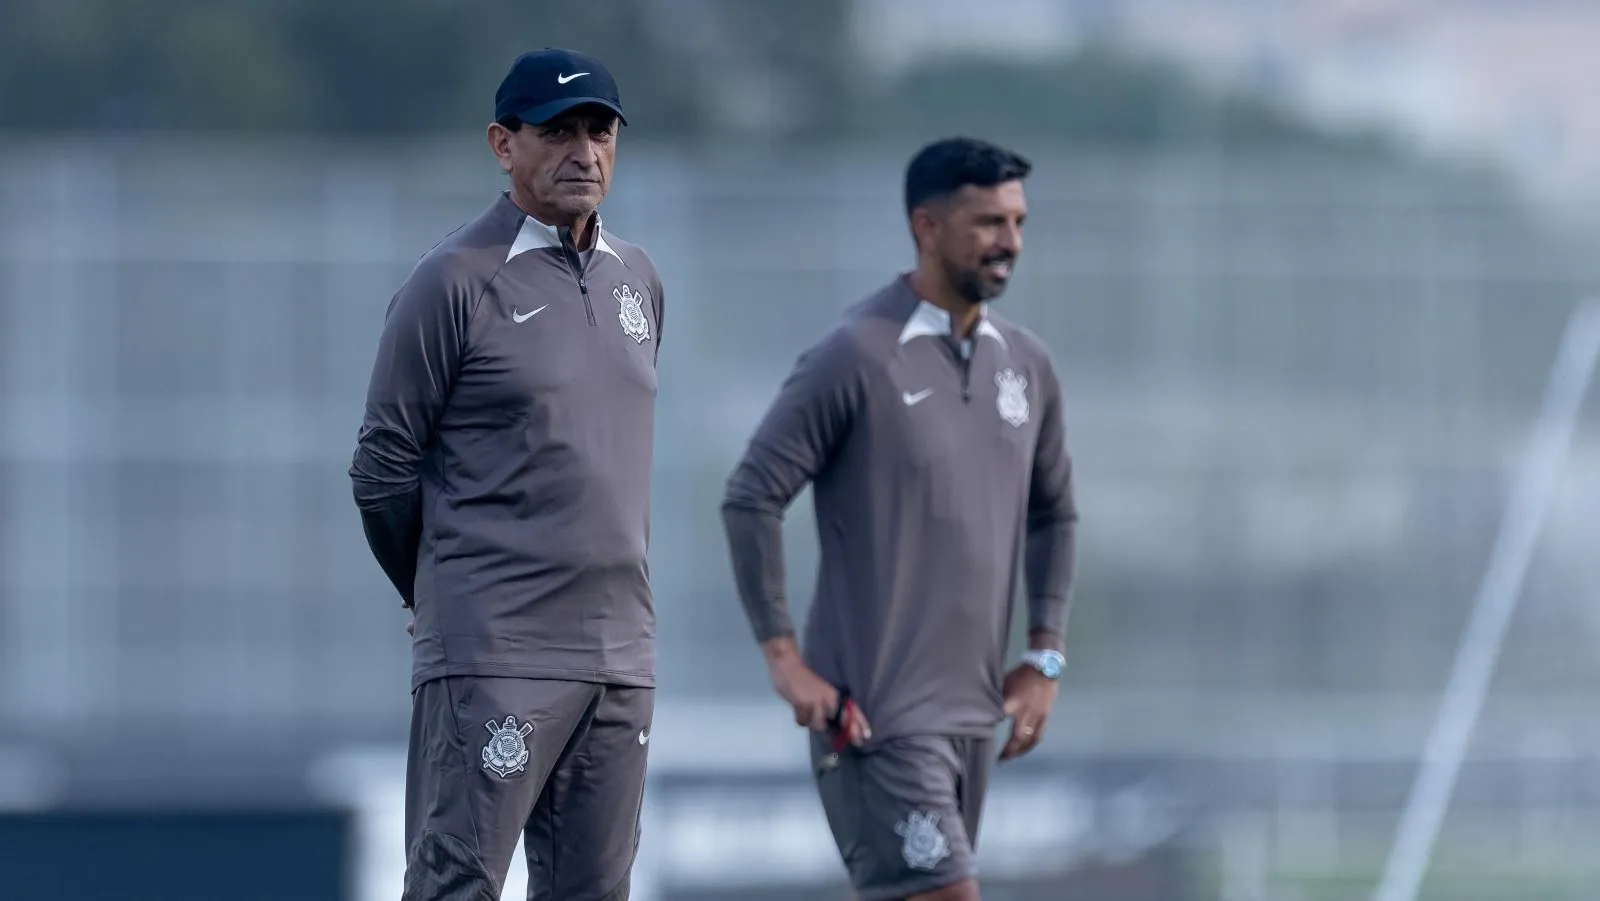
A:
[[891, 275, 1007, 348], [502, 194, 622, 264]]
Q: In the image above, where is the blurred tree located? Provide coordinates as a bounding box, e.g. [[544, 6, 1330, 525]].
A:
[[0, 0, 854, 138], [850, 44, 1402, 158], [0, 2, 1406, 154], [0, 0, 1510, 184], [0, 0, 1571, 224]]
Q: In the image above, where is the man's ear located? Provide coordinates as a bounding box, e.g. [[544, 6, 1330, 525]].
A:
[[486, 123, 513, 173], [909, 204, 941, 252]]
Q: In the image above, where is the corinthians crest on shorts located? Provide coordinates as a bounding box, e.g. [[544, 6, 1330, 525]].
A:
[[614, 283, 650, 344], [995, 368, 1029, 428], [482, 715, 534, 779], [894, 810, 951, 870]]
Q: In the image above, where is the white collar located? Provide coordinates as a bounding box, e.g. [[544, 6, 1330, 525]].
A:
[[897, 300, 1007, 348], [506, 213, 621, 263]]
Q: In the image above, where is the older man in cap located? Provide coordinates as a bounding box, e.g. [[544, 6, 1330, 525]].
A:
[[350, 46, 666, 901]]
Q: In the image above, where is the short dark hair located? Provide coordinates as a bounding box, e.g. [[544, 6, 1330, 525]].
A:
[[903, 137, 1032, 218]]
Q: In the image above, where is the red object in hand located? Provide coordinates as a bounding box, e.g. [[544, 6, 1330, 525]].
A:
[[827, 690, 860, 753]]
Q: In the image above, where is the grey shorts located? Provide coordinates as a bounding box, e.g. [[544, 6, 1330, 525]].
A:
[[403, 676, 653, 901], [811, 733, 994, 901]]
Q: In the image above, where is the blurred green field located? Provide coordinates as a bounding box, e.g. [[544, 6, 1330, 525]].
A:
[[1282, 867, 1599, 901], [1199, 810, 1600, 901]]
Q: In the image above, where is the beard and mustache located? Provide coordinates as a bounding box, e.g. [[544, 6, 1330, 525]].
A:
[[945, 250, 1017, 305]]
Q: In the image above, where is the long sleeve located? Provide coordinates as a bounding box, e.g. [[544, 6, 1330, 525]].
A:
[[1024, 353, 1079, 638], [349, 256, 473, 606], [721, 331, 863, 642]]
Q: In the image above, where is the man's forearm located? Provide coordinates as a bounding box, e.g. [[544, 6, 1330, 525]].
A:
[[1024, 517, 1076, 644], [350, 429, 428, 606], [761, 633, 803, 663], [1027, 627, 1065, 653], [355, 489, 423, 606], [720, 501, 797, 643]]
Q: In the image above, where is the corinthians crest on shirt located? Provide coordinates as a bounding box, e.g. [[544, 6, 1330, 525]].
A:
[[614, 283, 651, 344], [482, 715, 534, 779], [995, 367, 1029, 428]]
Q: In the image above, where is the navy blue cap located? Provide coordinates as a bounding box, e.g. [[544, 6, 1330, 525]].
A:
[[494, 48, 626, 127]]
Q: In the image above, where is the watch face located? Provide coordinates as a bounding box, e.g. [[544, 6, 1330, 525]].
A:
[[1030, 652, 1063, 679]]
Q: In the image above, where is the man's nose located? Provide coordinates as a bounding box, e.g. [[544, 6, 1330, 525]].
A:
[[996, 222, 1022, 255], [569, 134, 600, 169]]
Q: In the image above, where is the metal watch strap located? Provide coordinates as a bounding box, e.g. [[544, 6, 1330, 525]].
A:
[[1023, 648, 1065, 680]]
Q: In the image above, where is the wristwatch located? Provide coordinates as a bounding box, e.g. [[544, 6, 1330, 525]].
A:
[[1021, 649, 1066, 681]]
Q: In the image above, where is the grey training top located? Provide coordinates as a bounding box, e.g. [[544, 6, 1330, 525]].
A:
[[351, 193, 665, 691], [722, 275, 1077, 741]]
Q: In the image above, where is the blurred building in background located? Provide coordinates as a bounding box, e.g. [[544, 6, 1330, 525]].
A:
[[3, 1, 1600, 899]]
